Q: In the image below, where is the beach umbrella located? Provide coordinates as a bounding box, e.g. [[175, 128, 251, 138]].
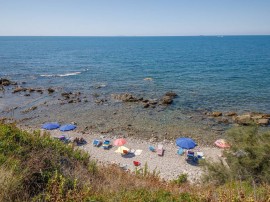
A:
[[42, 122, 60, 130], [214, 139, 230, 148], [176, 137, 197, 149], [114, 138, 127, 146], [59, 124, 76, 131]]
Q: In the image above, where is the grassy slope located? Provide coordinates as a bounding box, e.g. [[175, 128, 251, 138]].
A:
[[0, 123, 269, 202]]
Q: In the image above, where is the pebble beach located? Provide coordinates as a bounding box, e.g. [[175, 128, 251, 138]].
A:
[[35, 127, 223, 183]]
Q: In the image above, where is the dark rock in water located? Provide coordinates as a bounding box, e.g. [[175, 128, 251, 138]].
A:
[[28, 88, 35, 92], [160, 92, 178, 105], [234, 114, 252, 125], [226, 112, 237, 116], [111, 93, 139, 102], [0, 78, 17, 86], [61, 92, 70, 99], [149, 99, 158, 105], [143, 103, 150, 108], [0, 78, 11, 86], [165, 91, 178, 98], [142, 99, 149, 103], [211, 111, 222, 117], [36, 89, 43, 94], [47, 88, 55, 94], [160, 95, 173, 105], [24, 94, 31, 97], [13, 87, 27, 93], [68, 100, 74, 103]]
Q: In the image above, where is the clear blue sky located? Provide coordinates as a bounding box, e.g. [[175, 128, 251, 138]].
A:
[[0, 0, 269, 36]]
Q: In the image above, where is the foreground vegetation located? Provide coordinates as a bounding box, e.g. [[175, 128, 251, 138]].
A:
[[0, 123, 269, 201]]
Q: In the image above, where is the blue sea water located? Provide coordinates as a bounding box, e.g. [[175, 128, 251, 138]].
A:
[[1, 36, 270, 113]]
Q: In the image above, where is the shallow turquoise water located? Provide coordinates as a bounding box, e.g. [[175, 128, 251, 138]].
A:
[[1, 36, 270, 113]]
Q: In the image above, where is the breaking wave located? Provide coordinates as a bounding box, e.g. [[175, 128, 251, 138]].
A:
[[40, 71, 82, 77]]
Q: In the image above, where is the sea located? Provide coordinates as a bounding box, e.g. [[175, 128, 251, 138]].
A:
[[1, 36, 270, 140]]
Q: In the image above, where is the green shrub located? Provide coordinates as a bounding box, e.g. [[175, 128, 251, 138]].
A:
[[204, 126, 270, 185], [1, 123, 269, 201], [172, 173, 188, 185]]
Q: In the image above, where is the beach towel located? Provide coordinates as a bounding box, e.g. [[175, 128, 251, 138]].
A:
[[134, 149, 143, 156], [115, 146, 130, 154]]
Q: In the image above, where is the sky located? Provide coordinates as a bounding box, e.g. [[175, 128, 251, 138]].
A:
[[0, 0, 270, 36]]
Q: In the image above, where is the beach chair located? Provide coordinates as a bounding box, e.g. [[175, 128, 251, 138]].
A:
[[186, 151, 198, 164], [102, 140, 111, 149], [157, 144, 164, 156], [149, 146, 155, 152], [93, 139, 102, 147]]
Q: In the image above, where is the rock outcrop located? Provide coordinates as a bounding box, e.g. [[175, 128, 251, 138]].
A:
[[0, 78, 17, 86], [160, 92, 178, 105], [111, 93, 139, 102], [211, 111, 222, 117]]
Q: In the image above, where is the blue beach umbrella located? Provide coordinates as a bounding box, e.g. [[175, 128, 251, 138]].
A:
[[59, 124, 76, 131], [42, 122, 60, 130], [176, 137, 197, 149]]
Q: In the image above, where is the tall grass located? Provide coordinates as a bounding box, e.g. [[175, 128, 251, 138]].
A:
[[0, 123, 269, 201]]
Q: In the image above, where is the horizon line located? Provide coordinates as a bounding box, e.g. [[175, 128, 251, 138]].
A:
[[0, 34, 270, 37]]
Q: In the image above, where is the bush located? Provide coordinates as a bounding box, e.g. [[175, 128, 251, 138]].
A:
[[204, 126, 270, 185], [1, 123, 269, 201], [172, 173, 188, 185]]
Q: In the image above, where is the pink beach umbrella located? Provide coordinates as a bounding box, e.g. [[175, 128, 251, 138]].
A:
[[114, 138, 127, 146], [214, 139, 230, 148]]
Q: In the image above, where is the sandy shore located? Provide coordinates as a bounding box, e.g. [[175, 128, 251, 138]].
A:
[[30, 127, 223, 183]]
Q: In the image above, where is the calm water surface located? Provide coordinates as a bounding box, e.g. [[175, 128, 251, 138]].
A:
[[1, 36, 270, 113]]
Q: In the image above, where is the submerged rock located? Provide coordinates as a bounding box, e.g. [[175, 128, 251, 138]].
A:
[[0, 78, 17, 86], [165, 91, 178, 98], [111, 93, 139, 102], [160, 96, 173, 105], [47, 88, 55, 94], [160, 92, 178, 105], [143, 103, 150, 108], [234, 114, 252, 125], [13, 87, 27, 93]]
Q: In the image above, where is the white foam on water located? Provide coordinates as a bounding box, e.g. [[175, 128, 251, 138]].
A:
[[58, 72, 81, 77], [40, 74, 55, 77], [40, 72, 81, 77]]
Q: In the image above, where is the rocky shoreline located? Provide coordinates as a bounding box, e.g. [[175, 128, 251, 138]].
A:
[[1, 78, 270, 145]]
